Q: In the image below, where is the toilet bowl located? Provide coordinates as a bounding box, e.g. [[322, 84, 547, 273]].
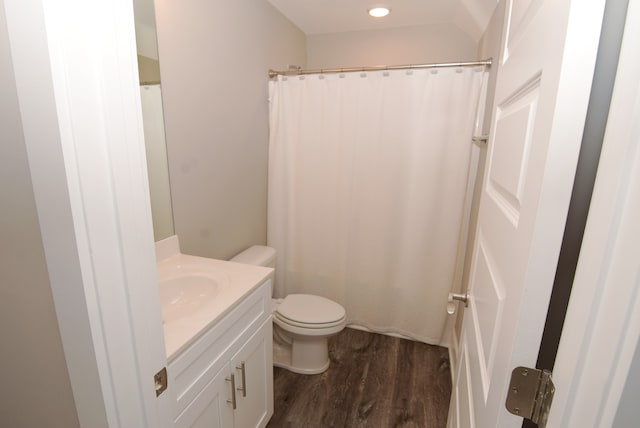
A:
[[231, 246, 346, 374]]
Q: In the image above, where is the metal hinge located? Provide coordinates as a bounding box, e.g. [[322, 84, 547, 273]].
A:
[[505, 366, 555, 428], [154, 367, 168, 397]]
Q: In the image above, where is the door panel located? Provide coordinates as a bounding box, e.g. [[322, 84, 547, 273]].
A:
[[231, 319, 273, 428], [505, 0, 544, 58], [451, 0, 606, 426], [470, 235, 505, 396], [487, 76, 540, 222], [175, 365, 233, 428], [458, 344, 475, 428]]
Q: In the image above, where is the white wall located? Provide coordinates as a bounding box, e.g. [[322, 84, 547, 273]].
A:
[[306, 23, 478, 69], [614, 338, 640, 427], [155, 0, 306, 260], [0, 3, 79, 426]]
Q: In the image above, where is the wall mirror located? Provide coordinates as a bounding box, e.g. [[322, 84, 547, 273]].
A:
[[133, 0, 175, 241]]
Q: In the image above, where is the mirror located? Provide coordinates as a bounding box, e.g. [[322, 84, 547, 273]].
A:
[[133, 0, 175, 241]]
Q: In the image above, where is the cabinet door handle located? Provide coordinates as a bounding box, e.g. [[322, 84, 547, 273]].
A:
[[225, 373, 237, 409], [236, 362, 247, 397]]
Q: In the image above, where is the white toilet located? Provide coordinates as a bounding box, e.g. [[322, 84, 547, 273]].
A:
[[230, 246, 346, 375]]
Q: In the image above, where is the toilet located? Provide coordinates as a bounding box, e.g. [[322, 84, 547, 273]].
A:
[[230, 246, 346, 375]]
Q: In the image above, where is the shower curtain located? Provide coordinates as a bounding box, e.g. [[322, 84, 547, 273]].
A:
[[267, 66, 485, 344]]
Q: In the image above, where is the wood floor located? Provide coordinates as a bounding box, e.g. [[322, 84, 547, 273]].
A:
[[267, 327, 452, 428]]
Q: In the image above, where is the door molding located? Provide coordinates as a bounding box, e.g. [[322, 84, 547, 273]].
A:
[[549, 0, 640, 425], [532, 0, 630, 375]]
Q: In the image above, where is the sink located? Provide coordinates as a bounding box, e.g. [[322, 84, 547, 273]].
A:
[[154, 236, 273, 359], [158, 265, 230, 323]]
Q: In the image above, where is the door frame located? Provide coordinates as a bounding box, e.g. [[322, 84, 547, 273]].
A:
[[549, 0, 640, 424], [4, 0, 171, 426], [532, 0, 630, 377]]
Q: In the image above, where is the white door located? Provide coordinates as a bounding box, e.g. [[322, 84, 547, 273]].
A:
[[450, 0, 606, 426], [5, 0, 173, 426]]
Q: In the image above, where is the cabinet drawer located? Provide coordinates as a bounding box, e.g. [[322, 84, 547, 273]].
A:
[[169, 280, 271, 418]]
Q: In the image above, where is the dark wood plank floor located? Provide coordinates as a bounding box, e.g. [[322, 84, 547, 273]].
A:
[[267, 327, 452, 428]]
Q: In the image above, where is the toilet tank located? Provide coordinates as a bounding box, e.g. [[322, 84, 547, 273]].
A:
[[230, 245, 276, 268]]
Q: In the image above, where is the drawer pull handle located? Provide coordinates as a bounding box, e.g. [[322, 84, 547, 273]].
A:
[[225, 373, 237, 409]]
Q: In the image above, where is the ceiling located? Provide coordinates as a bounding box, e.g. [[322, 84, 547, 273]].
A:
[[133, 0, 499, 43], [266, 0, 499, 41]]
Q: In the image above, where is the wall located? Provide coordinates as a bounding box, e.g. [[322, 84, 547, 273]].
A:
[[306, 23, 477, 69], [604, 0, 640, 428], [155, 0, 306, 259], [614, 338, 640, 427], [0, 3, 79, 426]]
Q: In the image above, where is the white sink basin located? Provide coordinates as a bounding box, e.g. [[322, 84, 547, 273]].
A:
[[159, 273, 223, 323]]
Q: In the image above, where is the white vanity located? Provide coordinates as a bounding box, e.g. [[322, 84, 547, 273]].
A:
[[156, 237, 274, 428]]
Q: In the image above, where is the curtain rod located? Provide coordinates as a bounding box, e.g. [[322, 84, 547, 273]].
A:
[[268, 58, 492, 79]]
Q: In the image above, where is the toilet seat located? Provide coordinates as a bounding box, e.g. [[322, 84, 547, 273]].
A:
[[275, 294, 345, 325], [273, 312, 346, 329], [273, 294, 346, 336], [273, 313, 346, 337]]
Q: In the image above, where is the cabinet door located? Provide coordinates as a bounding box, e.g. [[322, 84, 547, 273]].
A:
[[174, 364, 234, 428], [230, 318, 274, 428]]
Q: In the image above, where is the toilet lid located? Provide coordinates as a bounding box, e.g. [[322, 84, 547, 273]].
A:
[[276, 294, 346, 325]]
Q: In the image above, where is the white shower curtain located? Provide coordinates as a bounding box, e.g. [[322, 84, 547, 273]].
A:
[[267, 67, 485, 344]]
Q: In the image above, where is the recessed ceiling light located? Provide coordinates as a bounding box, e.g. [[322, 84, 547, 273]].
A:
[[368, 7, 390, 18]]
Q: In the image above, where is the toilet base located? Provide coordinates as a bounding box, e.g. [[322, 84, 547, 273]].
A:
[[273, 352, 330, 375], [273, 326, 333, 375]]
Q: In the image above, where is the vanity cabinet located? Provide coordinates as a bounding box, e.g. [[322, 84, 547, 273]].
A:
[[169, 281, 273, 428]]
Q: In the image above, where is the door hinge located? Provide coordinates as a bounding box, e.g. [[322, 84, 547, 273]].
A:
[[154, 367, 168, 397], [505, 366, 555, 428]]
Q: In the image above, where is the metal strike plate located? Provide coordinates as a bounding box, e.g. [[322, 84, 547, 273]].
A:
[[505, 366, 555, 428], [154, 367, 168, 397], [472, 134, 489, 146]]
